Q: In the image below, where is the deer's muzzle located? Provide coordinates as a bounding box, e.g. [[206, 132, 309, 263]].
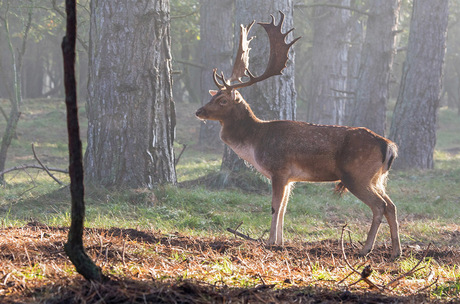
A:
[[195, 107, 207, 119]]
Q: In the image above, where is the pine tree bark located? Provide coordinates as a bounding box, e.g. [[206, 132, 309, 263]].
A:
[[389, 0, 448, 170], [198, 0, 233, 148], [85, 0, 176, 188], [348, 0, 401, 136], [344, 19, 364, 123], [307, 0, 350, 125], [221, 0, 297, 173]]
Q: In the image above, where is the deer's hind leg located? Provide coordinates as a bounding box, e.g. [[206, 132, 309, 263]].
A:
[[379, 191, 401, 259], [342, 177, 388, 257]]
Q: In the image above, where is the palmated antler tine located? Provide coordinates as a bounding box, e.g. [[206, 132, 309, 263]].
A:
[[228, 11, 300, 91], [254, 11, 300, 78], [212, 11, 300, 92], [229, 21, 255, 83]]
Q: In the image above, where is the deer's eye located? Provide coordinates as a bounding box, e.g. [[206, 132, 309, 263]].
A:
[[219, 98, 228, 105]]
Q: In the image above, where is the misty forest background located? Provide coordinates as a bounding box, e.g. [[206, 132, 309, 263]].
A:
[[0, 0, 460, 300], [1, 0, 458, 188], [0, 0, 459, 237]]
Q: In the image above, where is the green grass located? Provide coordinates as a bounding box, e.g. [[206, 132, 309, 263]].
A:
[[1, 100, 460, 301], [175, 149, 221, 182], [1, 102, 460, 249]]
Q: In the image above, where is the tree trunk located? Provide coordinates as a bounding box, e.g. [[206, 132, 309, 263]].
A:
[[348, 0, 401, 136], [62, 0, 102, 282], [221, 0, 297, 173], [389, 0, 448, 170], [85, 0, 176, 188], [198, 0, 233, 148], [344, 18, 364, 123], [23, 45, 44, 99], [0, 108, 20, 183], [306, 0, 350, 125], [0, 1, 32, 184]]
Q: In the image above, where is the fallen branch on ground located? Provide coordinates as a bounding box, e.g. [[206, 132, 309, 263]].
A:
[[340, 224, 383, 290], [383, 243, 432, 290], [226, 222, 260, 242], [339, 225, 436, 293]]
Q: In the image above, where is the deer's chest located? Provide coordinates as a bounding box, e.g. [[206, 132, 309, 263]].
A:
[[229, 144, 271, 178]]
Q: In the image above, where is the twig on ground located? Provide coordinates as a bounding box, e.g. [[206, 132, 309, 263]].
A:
[[339, 226, 434, 293], [17, 185, 38, 198], [32, 143, 65, 185], [234, 221, 243, 232], [347, 230, 354, 248], [24, 245, 32, 268], [257, 273, 267, 286], [340, 224, 383, 290], [415, 275, 439, 294], [122, 237, 127, 267], [337, 260, 367, 285], [384, 243, 432, 289], [226, 228, 259, 242], [226, 222, 259, 242]]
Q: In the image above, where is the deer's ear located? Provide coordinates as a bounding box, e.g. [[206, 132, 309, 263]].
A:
[[209, 90, 218, 96]]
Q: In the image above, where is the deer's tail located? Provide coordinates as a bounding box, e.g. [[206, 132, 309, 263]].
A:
[[383, 141, 398, 172], [335, 139, 398, 196]]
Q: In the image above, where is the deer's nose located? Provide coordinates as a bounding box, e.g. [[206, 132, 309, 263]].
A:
[[195, 107, 205, 118]]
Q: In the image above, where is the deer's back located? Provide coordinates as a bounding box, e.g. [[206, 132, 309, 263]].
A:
[[234, 120, 390, 182]]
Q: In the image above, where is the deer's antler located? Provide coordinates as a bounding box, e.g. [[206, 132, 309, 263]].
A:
[[230, 21, 255, 83], [213, 11, 300, 91]]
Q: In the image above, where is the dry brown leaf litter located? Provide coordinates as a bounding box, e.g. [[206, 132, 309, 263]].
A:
[[0, 222, 458, 303]]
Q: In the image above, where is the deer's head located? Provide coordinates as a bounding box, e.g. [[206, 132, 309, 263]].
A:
[[195, 89, 243, 122], [196, 11, 300, 123]]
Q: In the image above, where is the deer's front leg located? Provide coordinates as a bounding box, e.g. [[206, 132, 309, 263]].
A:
[[268, 177, 290, 245]]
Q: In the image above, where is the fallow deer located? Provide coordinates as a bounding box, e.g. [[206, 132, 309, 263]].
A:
[[196, 12, 401, 259]]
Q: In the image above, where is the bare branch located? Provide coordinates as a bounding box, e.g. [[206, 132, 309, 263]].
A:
[[226, 222, 259, 242], [174, 144, 187, 166], [171, 8, 199, 20], [330, 88, 355, 95], [226, 228, 259, 242], [415, 275, 439, 294], [18, 0, 33, 66], [0, 164, 68, 176], [174, 59, 206, 69], [32, 143, 65, 185], [340, 224, 364, 277], [384, 243, 432, 289], [294, 2, 370, 16], [340, 224, 383, 290]]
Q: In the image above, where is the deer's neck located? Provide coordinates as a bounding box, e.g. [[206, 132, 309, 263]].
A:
[[220, 101, 262, 147]]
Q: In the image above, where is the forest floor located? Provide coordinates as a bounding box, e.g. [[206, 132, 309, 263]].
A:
[[1, 99, 460, 303], [1, 222, 459, 303]]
